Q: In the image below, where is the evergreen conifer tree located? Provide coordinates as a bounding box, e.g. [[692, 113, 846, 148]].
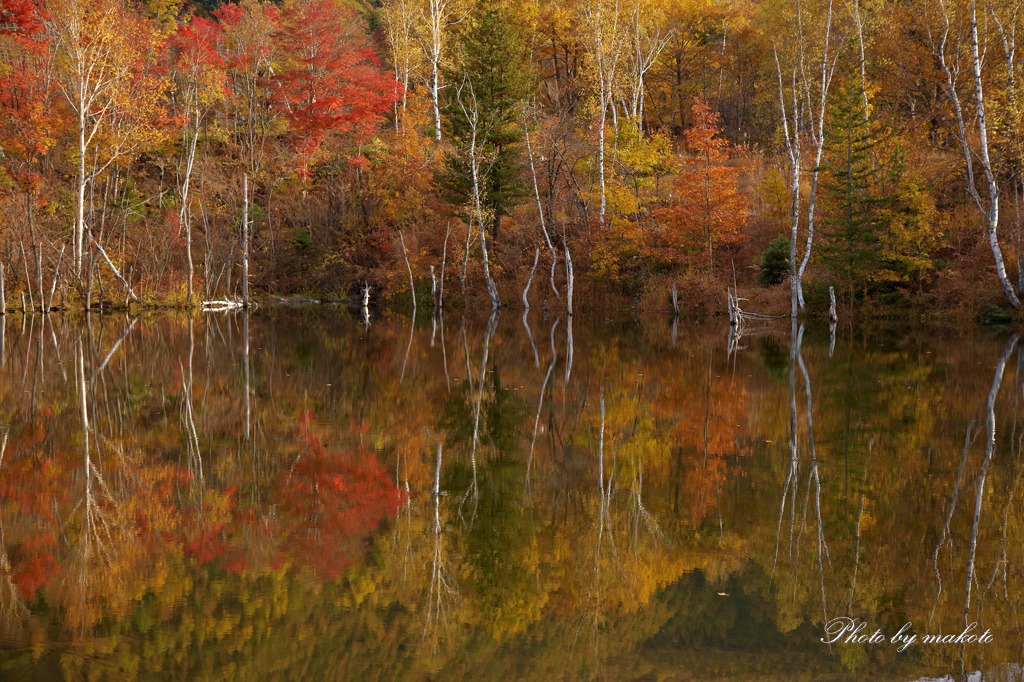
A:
[[440, 0, 535, 241]]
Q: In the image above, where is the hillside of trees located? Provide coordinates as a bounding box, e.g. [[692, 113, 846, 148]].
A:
[[1, 0, 1023, 319]]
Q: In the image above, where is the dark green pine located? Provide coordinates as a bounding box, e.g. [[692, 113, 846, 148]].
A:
[[439, 0, 536, 242]]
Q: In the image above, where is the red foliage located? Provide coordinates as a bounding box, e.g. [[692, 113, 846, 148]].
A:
[[0, 0, 46, 40], [169, 16, 224, 72], [0, 0, 57, 189], [275, 0, 400, 175], [214, 1, 280, 81]]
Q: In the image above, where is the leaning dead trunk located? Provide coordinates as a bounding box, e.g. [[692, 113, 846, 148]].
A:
[[399, 229, 416, 314], [89, 230, 140, 304], [47, 246, 65, 313], [524, 107, 560, 300], [523, 247, 540, 311]]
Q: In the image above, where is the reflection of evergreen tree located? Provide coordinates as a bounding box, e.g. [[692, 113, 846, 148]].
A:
[[438, 366, 528, 454], [464, 455, 535, 636]]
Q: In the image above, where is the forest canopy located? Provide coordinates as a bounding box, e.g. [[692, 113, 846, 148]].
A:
[[0, 0, 1021, 319]]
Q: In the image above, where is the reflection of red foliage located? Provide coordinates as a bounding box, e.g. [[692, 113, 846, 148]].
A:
[[278, 417, 404, 578], [11, 533, 56, 601], [184, 522, 251, 575], [185, 526, 228, 565]]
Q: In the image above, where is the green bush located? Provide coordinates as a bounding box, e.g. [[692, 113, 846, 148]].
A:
[[292, 228, 313, 251], [980, 304, 1014, 328], [759, 235, 790, 287]]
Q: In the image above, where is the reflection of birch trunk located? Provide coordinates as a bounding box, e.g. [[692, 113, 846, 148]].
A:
[[587, 386, 617, 639], [526, 317, 560, 495], [795, 323, 830, 626], [424, 442, 458, 651], [386, 449, 414, 589], [591, 386, 608, 634], [846, 436, 873, 614], [243, 310, 251, 442], [772, 316, 802, 584], [522, 298, 539, 368], [440, 312, 450, 390], [72, 338, 118, 633], [0, 512, 28, 642], [467, 313, 498, 503], [180, 315, 203, 486], [629, 450, 662, 551], [400, 307, 415, 382], [564, 314, 574, 385], [930, 422, 977, 629], [963, 333, 1018, 626], [47, 316, 66, 382]]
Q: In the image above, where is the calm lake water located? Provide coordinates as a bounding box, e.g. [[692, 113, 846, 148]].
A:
[[0, 308, 1021, 680]]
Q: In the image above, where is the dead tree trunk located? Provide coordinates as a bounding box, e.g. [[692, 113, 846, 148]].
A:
[[242, 175, 250, 309], [523, 247, 540, 311], [399, 229, 416, 314], [565, 247, 574, 317]]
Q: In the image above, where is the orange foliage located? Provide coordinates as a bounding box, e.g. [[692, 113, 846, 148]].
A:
[[655, 98, 748, 272]]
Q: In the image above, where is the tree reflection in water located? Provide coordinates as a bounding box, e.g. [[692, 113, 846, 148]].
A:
[[0, 311, 1020, 679]]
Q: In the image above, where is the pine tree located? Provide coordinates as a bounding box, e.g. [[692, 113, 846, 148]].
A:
[[440, 0, 534, 242], [820, 73, 940, 300], [819, 75, 884, 300]]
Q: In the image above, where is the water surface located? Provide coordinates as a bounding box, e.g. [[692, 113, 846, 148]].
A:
[[0, 309, 1020, 681]]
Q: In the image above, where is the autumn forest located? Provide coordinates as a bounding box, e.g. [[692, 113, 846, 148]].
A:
[[3, 0, 1024, 317], [8, 0, 1024, 678]]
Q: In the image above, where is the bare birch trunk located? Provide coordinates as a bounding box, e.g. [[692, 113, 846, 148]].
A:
[[47, 246, 65, 313], [440, 222, 450, 310], [242, 175, 250, 309], [969, 0, 1020, 308], [399, 230, 416, 314], [89, 231, 139, 303], [35, 248, 43, 314], [523, 247, 540, 311], [457, 80, 499, 310], [565, 247, 574, 316], [180, 103, 200, 307], [523, 109, 560, 299], [76, 106, 87, 279], [19, 242, 33, 314], [938, 0, 1021, 308]]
